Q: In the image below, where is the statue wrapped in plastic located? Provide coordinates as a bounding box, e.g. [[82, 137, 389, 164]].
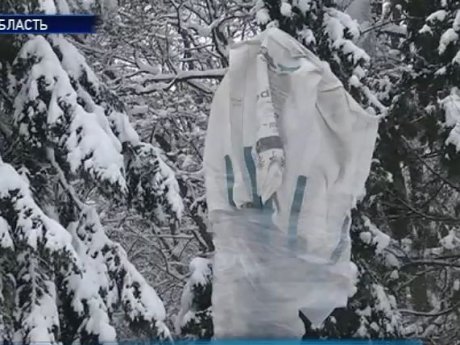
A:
[[203, 27, 379, 339]]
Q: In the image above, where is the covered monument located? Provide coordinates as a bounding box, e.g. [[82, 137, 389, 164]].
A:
[[204, 27, 379, 338]]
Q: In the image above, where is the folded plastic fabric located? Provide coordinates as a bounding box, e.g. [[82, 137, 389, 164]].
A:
[[204, 27, 379, 338], [211, 208, 359, 338]]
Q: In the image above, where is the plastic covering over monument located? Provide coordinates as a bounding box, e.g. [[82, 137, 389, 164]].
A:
[[204, 27, 379, 338]]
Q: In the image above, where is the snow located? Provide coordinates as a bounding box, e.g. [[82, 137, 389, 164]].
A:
[[325, 12, 350, 42], [353, 65, 366, 79], [299, 28, 316, 45], [439, 28, 458, 55], [426, 10, 448, 23], [454, 279, 460, 291], [178, 310, 195, 327], [362, 85, 387, 115], [51, 37, 141, 145], [381, 1, 391, 20], [439, 88, 460, 151], [185, 21, 212, 37], [0, 217, 13, 249], [13, 36, 127, 191], [0, 162, 75, 253], [349, 75, 361, 88], [67, 218, 116, 319], [439, 88, 460, 126], [65, 105, 126, 188], [359, 231, 372, 244], [356, 323, 368, 338], [329, 7, 361, 40], [189, 257, 212, 286], [108, 109, 142, 144], [256, 8, 271, 25], [435, 66, 447, 75], [83, 303, 117, 343], [80, 0, 96, 10], [363, 216, 391, 254], [342, 40, 370, 64], [0, 161, 86, 343], [130, 143, 184, 220], [356, 306, 372, 317], [323, 9, 370, 65], [51, 36, 184, 222], [382, 23, 407, 36], [297, 0, 311, 13], [38, 0, 57, 14], [419, 24, 432, 35], [68, 206, 169, 340], [120, 250, 167, 321], [55, 0, 71, 14], [445, 123, 460, 151], [439, 230, 460, 249], [0, 163, 28, 196], [383, 252, 400, 268], [454, 10, 460, 31], [453, 50, 460, 65], [175, 257, 212, 334], [280, 1, 292, 17], [52, 37, 99, 89], [100, 0, 118, 15], [82, 207, 167, 322], [2, 8, 192, 344], [345, 0, 372, 25], [390, 270, 399, 280], [22, 280, 59, 344], [129, 104, 149, 116], [372, 284, 400, 332]]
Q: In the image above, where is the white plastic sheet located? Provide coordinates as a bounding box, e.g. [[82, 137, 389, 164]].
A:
[[204, 28, 379, 338], [211, 208, 359, 338]]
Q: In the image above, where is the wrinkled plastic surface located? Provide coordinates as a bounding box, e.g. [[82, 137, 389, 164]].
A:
[[211, 208, 357, 339], [204, 28, 379, 339]]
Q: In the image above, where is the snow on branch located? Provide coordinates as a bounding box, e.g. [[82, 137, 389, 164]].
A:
[[125, 143, 184, 223], [175, 257, 213, 339], [255, 1, 383, 112], [439, 87, 460, 153], [2, 32, 183, 342], [49, 36, 184, 223], [72, 207, 171, 340], [0, 160, 169, 344], [8, 34, 183, 225], [140, 68, 227, 82], [0, 161, 80, 344], [129, 68, 227, 95], [11, 36, 127, 196]]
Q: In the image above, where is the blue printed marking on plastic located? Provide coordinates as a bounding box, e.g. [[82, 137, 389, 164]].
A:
[[244, 146, 262, 208], [224, 155, 236, 207], [288, 176, 307, 251], [242, 147, 274, 246], [329, 214, 351, 263]]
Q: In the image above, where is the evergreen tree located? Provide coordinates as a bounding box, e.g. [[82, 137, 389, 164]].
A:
[[371, 0, 460, 341], [255, 0, 384, 109], [175, 257, 213, 340], [0, 1, 183, 343], [254, 0, 402, 338]]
